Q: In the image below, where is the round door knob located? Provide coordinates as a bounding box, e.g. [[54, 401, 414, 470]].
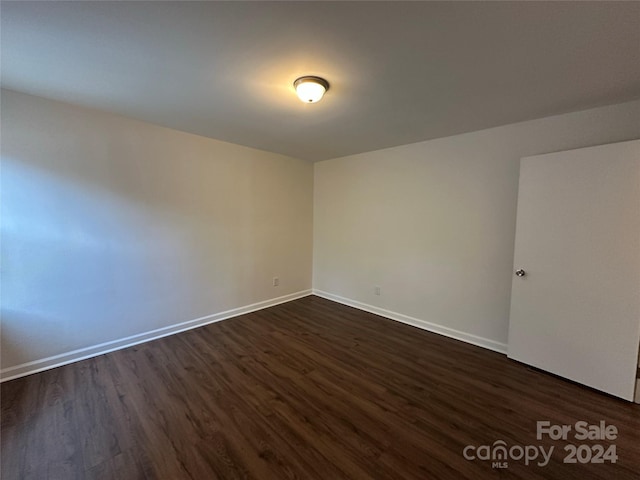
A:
[[515, 269, 526, 277]]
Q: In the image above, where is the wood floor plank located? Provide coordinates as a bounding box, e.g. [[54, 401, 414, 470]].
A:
[[2, 295, 639, 479]]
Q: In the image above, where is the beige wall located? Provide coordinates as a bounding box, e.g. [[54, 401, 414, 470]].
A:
[[313, 100, 640, 350], [1, 89, 313, 376]]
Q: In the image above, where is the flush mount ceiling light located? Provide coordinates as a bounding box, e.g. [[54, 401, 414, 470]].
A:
[[293, 76, 329, 103]]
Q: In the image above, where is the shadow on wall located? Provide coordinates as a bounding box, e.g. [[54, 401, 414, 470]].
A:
[[0, 310, 36, 375], [0, 150, 265, 372]]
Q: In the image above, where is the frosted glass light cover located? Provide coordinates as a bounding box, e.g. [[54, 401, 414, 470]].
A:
[[294, 77, 329, 103]]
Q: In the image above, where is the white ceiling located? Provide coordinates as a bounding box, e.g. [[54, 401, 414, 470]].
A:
[[2, 1, 639, 162]]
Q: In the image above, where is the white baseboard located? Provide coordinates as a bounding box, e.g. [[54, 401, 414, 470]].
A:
[[313, 289, 508, 355], [0, 289, 312, 382]]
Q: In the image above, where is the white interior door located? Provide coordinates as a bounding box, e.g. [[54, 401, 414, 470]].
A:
[[508, 140, 640, 401]]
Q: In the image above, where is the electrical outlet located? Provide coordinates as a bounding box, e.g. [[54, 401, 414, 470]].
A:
[[375, 286, 381, 296], [273, 277, 279, 287]]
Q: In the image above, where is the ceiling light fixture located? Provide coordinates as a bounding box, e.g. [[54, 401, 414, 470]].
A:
[[294, 76, 329, 103]]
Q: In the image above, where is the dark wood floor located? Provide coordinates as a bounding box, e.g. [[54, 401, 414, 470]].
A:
[[2, 296, 639, 479]]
